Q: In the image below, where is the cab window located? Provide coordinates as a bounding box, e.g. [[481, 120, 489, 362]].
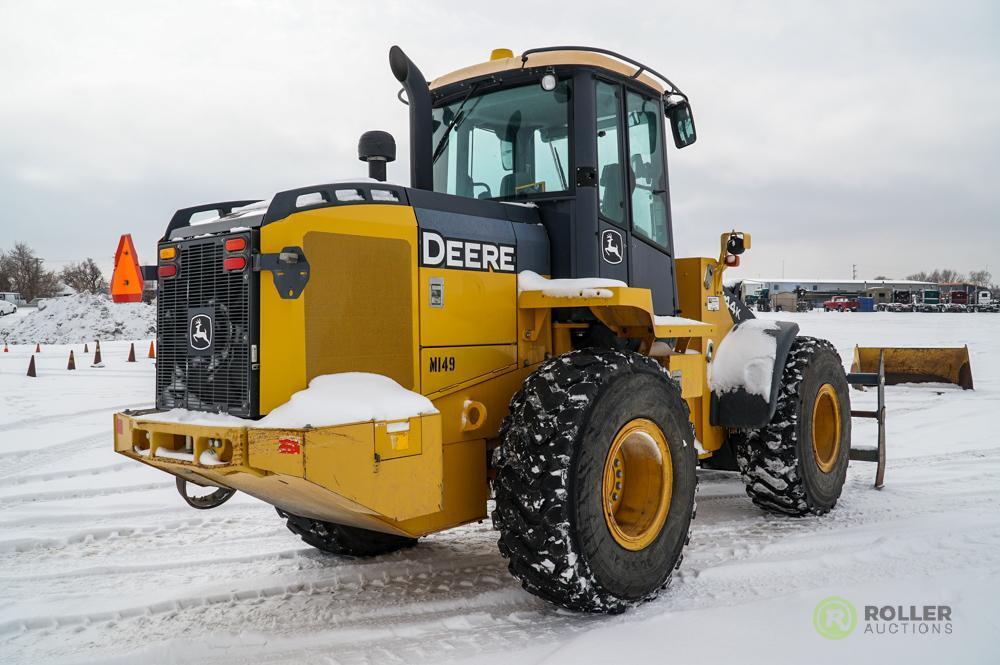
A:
[[596, 81, 625, 225], [432, 81, 572, 200], [626, 91, 669, 246]]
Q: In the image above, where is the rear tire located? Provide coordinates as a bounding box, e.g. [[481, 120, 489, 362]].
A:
[[731, 337, 851, 516], [276, 508, 417, 557], [493, 349, 697, 613]]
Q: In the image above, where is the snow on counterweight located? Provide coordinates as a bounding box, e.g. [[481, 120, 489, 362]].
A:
[[137, 373, 438, 430]]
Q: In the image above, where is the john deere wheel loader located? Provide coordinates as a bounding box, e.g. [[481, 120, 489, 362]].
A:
[[114, 46, 860, 613]]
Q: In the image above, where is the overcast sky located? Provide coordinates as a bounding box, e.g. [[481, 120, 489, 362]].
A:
[[2, 0, 998, 281]]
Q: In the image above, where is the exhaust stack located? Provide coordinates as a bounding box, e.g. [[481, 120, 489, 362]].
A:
[[389, 46, 433, 191]]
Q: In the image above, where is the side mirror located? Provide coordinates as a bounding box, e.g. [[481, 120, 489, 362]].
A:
[[666, 99, 697, 149]]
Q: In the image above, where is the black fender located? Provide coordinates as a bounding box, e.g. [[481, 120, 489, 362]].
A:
[[710, 320, 800, 429]]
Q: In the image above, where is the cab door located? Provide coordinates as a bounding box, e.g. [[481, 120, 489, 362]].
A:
[[624, 89, 677, 315], [595, 80, 677, 315]]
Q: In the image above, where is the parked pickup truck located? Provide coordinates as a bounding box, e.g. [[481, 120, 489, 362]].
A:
[[823, 296, 859, 312]]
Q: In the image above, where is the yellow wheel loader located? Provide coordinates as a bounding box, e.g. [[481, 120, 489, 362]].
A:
[[115, 45, 873, 613]]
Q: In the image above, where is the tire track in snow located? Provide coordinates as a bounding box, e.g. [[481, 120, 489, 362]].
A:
[[0, 432, 108, 479], [0, 401, 148, 433], [0, 461, 132, 488], [0, 480, 171, 507]]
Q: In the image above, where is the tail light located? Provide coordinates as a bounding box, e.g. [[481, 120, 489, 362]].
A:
[[225, 237, 247, 252], [158, 264, 178, 278], [223, 256, 246, 272]]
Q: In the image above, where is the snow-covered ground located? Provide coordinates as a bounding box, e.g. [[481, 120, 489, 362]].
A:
[[1, 313, 998, 664]]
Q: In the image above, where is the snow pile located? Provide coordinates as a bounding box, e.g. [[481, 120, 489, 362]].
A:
[[708, 319, 780, 398], [258, 373, 437, 429], [518, 270, 626, 298], [0, 293, 156, 344]]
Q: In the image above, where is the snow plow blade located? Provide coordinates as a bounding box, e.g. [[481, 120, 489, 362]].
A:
[[851, 346, 973, 390]]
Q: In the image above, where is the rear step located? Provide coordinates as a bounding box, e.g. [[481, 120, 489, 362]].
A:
[[847, 351, 886, 489]]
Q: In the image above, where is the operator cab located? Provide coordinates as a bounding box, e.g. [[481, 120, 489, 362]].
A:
[[414, 47, 697, 315]]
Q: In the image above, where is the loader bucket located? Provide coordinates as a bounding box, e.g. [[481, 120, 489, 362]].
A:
[[851, 346, 973, 390]]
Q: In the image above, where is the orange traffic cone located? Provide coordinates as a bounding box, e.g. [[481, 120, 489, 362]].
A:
[[67, 350, 76, 370], [84, 342, 89, 353], [27, 355, 36, 377], [127, 343, 136, 362], [148, 341, 156, 359], [35, 343, 41, 353], [92, 345, 103, 367]]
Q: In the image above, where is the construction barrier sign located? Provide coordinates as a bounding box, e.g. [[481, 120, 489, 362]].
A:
[[111, 234, 144, 303]]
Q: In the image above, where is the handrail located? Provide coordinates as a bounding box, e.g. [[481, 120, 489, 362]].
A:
[[520, 46, 686, 99]]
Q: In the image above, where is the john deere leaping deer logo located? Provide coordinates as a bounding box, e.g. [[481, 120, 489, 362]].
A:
[[601, 229, 624, 265], [189, 314, 213, 351]]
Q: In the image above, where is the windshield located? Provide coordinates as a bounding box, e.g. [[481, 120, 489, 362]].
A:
[[432, 81, 571, 200]]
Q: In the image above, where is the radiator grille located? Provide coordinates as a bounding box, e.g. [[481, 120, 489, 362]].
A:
[[156, 234, 255, 416]]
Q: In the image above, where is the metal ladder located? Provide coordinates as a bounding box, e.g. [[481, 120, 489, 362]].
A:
[[847, 351, 886, 489]]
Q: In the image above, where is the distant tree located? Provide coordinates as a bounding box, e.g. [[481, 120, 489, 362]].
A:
[[0, 243, 61, 301], [60, 258, 108, 294], [936, 269, 965, 284], [0, 257, 11, 292], [968, 269, 992, 287], [906, 269, 966, 284], [874, 275, 889, 280]]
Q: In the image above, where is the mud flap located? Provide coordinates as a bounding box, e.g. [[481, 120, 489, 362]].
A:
[[710, 320, 800, 428]]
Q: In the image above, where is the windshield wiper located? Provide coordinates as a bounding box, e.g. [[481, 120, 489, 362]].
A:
[[432, 84, 481, 164]]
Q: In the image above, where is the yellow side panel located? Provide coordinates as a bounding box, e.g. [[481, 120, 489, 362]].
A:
[[304, 414, 442, 522], [392, 439, 488, 536], [259, 205, 420, 414], [249, 429, 305, 477], [420, 344, 517, 395], [420, 268, 516, 347], [666, 353, 705, 399]]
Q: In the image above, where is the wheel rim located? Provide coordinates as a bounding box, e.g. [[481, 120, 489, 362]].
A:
[[811, 383, 841, 473], [602, 418, 672, 551]]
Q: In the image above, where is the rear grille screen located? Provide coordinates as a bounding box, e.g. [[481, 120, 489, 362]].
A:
[[156, 234, 255, 416]]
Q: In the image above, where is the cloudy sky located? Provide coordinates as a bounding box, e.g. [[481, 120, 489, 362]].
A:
[[2, 0, 998, 281]]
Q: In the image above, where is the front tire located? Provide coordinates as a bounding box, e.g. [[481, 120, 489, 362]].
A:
[[732, 337, 851, 516], [493, 350, 697, 613], [276, 508, 417, 557]]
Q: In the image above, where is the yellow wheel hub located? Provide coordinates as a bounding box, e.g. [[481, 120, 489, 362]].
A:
[[812, 383, 842, 473], [602, 418, 672, 551]]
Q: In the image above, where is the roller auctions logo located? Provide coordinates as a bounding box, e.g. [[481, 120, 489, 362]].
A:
[[814, 596, 857, 640], [813, 597, 954, 639]]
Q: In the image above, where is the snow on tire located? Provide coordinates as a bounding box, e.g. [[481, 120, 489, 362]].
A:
[[492, 349, 698, 613], [731, 336, 851, 516]]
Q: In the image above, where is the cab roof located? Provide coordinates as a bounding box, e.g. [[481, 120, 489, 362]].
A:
[[429, 47, 676, 97]]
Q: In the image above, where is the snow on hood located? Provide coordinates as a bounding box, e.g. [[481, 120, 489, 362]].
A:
[[257, 373, 437, 429], [708, 319, 780, 399], [518, 270, 626, 298], [0, 293, 156, 344]]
